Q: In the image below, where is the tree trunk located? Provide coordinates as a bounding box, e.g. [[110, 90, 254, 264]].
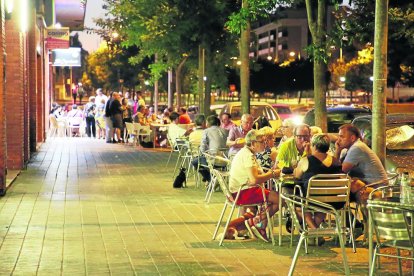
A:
[[168, 69, 173, 108], [305, 0, 328, 132], [204, 47, 212, 115], [372, 0, 388, 165], [198, 45, 205, 114], [240, 0, 250, 115], [175, 56, 188, 109]]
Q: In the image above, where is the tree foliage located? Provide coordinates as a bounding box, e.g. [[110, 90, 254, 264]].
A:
[[340, 1, 414, 87]]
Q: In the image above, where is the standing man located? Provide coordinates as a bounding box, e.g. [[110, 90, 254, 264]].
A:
[[83, 96, 96, 138], [226, 114, 254, 157], [334, 124, 387, 185], [276, 124, 311, 171], [77, 83, 85, 104], [104, 92, 115, 143]]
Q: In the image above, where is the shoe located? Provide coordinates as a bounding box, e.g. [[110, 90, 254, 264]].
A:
[[317, 237, 325, 246], [0, 188, 5, 197], [244, 220, 255, 238], [251, 226, 269, 242], [285, 216, 292, 233]]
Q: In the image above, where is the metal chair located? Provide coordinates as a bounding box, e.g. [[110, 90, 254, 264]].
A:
[[307, 173, 355, 252], [172, 138, 191, 183], [281, 193, 350, 276], [204, 150, 230, 204], [165, 132, 180, 167], [368, 186, 414, 276], [212, 168, 275, 246]]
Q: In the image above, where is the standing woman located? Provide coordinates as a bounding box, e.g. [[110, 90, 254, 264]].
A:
[[109, 92, 123, 143]]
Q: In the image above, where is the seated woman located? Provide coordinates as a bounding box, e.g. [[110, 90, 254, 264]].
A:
[[228, 129, 280, 242], [255, 126, 278, 171], [293, 134, 342, 232]]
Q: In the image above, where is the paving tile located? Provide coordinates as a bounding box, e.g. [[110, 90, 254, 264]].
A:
[[0, 138, 409, 275]]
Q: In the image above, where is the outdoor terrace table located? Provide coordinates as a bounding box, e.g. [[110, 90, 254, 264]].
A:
[[368, 187, 414, 275], [150, 122, 168, 148]]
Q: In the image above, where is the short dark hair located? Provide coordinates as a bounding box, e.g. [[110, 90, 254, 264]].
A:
[[221, 112, 231, 119], [207, 115, 220, 127], [195, 114, 206, 126], [339, 124, 362, 139], [180, 107, 187, 113], [169, 112, 180, 122]]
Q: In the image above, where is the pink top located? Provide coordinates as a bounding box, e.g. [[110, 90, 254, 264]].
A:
[[220, 121, 235, 131]]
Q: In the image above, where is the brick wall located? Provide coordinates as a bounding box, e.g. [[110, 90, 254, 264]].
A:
[[5, 10, 25, 169], [0, 0, 6, 188], [28, 8, 37, 152]]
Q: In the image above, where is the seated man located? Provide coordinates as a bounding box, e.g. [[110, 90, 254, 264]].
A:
[[334, 123, 388, 194], [188, 114, 206, 147], [293, 134, 342, 244], [226, 114, 254, 157], [228, 129, 280, 242], [276, 124, 312, 173], [178, 107, 192, 124], [167, 112, 192, 146], [133, 105, 149, 125], [192, 115, 228, 183]]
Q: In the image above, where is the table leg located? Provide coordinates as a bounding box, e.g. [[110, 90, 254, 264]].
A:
[[152, 126, 157, 148], [368, 211, 373, 275], [279, 180, 282, 246]]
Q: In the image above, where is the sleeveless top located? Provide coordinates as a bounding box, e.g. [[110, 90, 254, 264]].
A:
[[256, 147, 273, 170], [300, 155, 342, 195]]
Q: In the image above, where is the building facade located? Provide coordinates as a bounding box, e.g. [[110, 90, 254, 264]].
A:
[[0, 0, 85, 193]]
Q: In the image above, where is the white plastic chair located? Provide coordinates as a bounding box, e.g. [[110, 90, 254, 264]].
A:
[[125, 122, 137, 145], [67, 117, 84, 137]]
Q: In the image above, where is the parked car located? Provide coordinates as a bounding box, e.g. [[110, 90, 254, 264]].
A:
[[220, 101, 282, 130], [303, 105, 371, 133], [352, 114, 414, 171], [271, 103, 294, 121], [271, 103, 304, 124]]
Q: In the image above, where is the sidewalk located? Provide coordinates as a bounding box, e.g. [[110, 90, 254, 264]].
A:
[[0, 138, 400, 275]]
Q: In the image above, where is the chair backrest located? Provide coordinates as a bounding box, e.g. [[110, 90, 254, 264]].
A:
[[204, 151, 230, 171], [140, 125, 151, 135], [133, 122, 142, 133], [307, 174, 351, 205], [49, 114, 58, 128], [125, 122, 135, 134], [67, 116, 83, 127], [282, 193, 339, 235], [211, 168, 233, 201], [368, 203, 413, 246]]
